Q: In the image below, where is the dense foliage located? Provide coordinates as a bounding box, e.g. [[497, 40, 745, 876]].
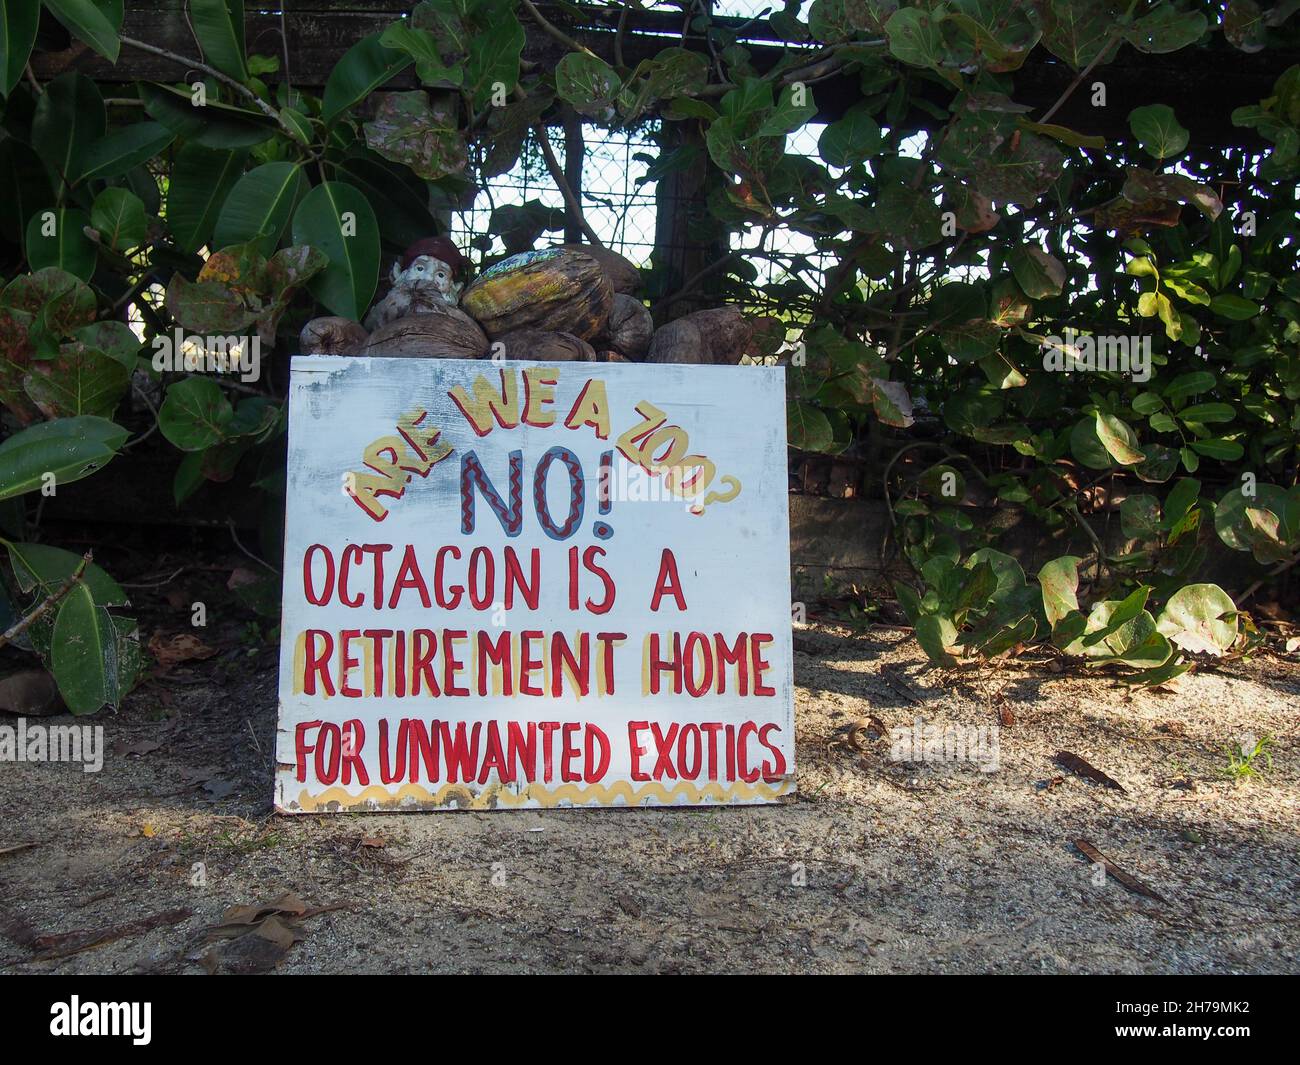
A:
[[1, 1, 1298, 711]]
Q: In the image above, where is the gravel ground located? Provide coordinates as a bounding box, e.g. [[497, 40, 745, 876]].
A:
[[1, 616, 1297, 975]]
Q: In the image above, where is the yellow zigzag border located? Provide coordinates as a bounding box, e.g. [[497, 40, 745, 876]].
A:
[[285, 777, 794, 812]]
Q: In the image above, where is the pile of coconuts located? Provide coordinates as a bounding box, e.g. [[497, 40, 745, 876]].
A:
[[298, 244, 779, 365]]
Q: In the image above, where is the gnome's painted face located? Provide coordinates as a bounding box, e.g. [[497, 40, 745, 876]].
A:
[[391, 254, 462, 304]]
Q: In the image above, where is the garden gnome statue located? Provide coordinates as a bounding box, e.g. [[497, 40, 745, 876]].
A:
[[363, 236, 471, 332]]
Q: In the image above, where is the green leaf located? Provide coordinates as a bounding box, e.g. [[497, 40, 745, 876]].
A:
[[954, 559, 998, 615], [77, 121, 175, 183], [90, 187, 147, 251], [1079, 587, 1153, 648], [876, 182, 942, 248], [1178, 402, 1236, 425], [1128, 103, 1188, 159], [463, 17, 524, 109], [0, 137, 54, 250], [1224, 0, 1269, 54], [1163, 477, 1201, 527], [818, 104, 883, 167], [1122, 168, 1223, 220], [1017, 120, 1105, 149], [167, 144, 247, 254], [1, 265, 95, 325], [918, 464, 965, 503], [1069, 415, 1111, 468], [331, 155, 438, 247], [31, 71, 105, 189], [158, 377, 235, 451], [164, 274, 258, 334], [786, 401, 834, 451], [974, 615, 1037, 658], [43, 0, 122, 62], [25, 207, 97, 281], [1162, 370, 1215, 400], [73, 320, 141, 369], [807, 0, 860, 44], [1124, 5, 1207, 54], [322, 33, 412, 125], [22, 340, 129, 418], [290, 181, 380, 320], [140, 82, 274, 148], [1, 0, 40, 97], [378, 22, 463, 87], [1008, 245, 1066, 298], [1134, 443, 1178, 483], [1189, 437, 1244, 461], [362, 90, 466, 181], [1125, 656, 1191, 688], [1120, 494, 1161, 540], [1038, 555, 1082, 626], [757, 83, 817, 138], [1132, 391, 1164, 415], [213, 161, 308, 256], [50, 583, 120, 714], [556, 52, 622, 120], [1208, 293, 1260, 320], [1094, 412, 1145, 465], [189, 0, 248, 82], [0, 415, 127, 501], [1156, 583, 1238, 656], [972, 130, 1065, 206], [6, 541, 128, 606], [914, 614, 959, 666], [1214, 483, 1296, 553], [1039, 0, 1117, 70], [885, 7, 945, 69]]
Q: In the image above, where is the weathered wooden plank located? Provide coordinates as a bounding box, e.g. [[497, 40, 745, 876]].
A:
[[28, 3, 1287, 137], [31, 2, 794, 84]]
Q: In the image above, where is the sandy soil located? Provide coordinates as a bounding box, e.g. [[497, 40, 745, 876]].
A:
[[1, 595, 1297, 974]]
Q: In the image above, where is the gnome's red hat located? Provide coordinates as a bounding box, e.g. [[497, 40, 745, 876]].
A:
[[400, 236, 469, 279]]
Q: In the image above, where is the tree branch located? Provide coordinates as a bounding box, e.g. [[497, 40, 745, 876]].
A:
[[520, 0, 601, 60], [1039, 35, 1122, 125], [518, 90, 605, 248], [0, 551, 91, 652], [118, 35, 304, 145]]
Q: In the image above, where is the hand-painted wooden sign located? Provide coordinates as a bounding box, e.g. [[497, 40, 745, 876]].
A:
[[274, 356, 794, 812]]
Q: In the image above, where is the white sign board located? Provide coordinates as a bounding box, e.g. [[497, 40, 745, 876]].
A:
[[274, 356, 794, 812]]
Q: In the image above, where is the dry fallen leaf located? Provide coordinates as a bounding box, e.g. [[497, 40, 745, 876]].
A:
[[201, 894, 345, 974], [148, 631, 218, 668], [1056, 751, 1127, 792], [32, 907, 191, 961], [112, 737, 163, 758], [141, 824, 156, 838], [1074, 839, 1167, 903], [848, 715, 890, 751]]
